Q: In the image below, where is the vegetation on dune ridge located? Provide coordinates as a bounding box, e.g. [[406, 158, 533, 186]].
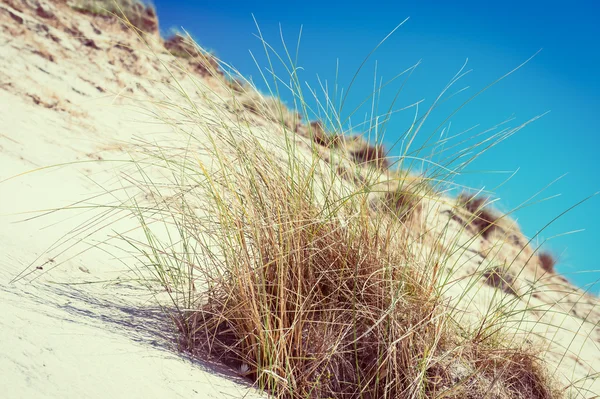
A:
[[68, 0, 158, 33], [13, 1, 597, 398]]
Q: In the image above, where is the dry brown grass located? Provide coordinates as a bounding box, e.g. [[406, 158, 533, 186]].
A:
[[538, 252, 557, 274], [303, 121, 342, 148], [457, 193, 501, 239], [69, 0, 158, 34], [131, 125, 560, 398], [166, 160, 559, 398], [164, 34, 222, 77], [349, 141, 390, 170], [178, 195, 443, 397]]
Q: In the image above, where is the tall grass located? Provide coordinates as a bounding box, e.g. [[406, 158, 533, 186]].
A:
[[101, 22, 570, 398]]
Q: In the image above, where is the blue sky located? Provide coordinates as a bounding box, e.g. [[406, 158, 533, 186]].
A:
[[152, 1, 600, 293]]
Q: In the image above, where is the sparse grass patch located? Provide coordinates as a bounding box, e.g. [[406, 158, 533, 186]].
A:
[[164, 34, 222, 77], [538, 252, 557, 274], [483, 266, 518, 296], [233, 90, 302, 132], [349, 140, 389, 170], [304, 120, 342, 148], [457, 193, 501, 239], [68, 0, 158, 33]]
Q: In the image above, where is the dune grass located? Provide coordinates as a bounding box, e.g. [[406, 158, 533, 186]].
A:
[[99, 21, 573, 398], [120, 108, 558, 398], [68, 0, 158, 33]]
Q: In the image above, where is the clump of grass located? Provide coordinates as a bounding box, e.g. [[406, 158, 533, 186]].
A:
[[457, 193, 501, 239], [303, 120, 342, 148], [349, 140, 389, 170], [483, 266, 518, 295], [117, 37, 563, 397], [128, 120, 559, 398], [164, 34, 221, 77], [68, 0, 158, 34], [538, 252, 557, 274], [177, 161, 444, 397]]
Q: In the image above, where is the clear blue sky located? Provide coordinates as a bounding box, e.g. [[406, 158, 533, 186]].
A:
[[151, 1, 600, 293]]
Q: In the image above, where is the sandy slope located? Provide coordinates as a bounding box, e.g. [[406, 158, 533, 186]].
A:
[[0, 1, 263, 397], [1, 0, 599, 398]]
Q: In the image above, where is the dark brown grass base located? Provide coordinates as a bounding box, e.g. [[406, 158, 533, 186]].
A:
[[171, 190, 559, 398], [70, 0, 159, 34], [164, 35, 221, 76], [350, 143, 389, 170], [457, 194, 501, 239], [178, 211, 443, 398], [426, 348, 557, 399], [309, 121, 342, 148], [483, 267, 518, 296], [538, 252, 556, 273]]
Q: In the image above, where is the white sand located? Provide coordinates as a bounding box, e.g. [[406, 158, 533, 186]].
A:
[[0, 2, 262, 397]]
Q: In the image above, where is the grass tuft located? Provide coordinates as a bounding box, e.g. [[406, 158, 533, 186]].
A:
[[349, 140, 389, 170], [457, 193, 501, 239], [179, 180, 442, 397], [304, 121, 342, 148], [538, 252, 557, 274], [120, 50, 562, 398], [163, 34, 222, 76], [68, 0, 158, 34], [483, 266, 518, 296], [108, 27, 567, 397]]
